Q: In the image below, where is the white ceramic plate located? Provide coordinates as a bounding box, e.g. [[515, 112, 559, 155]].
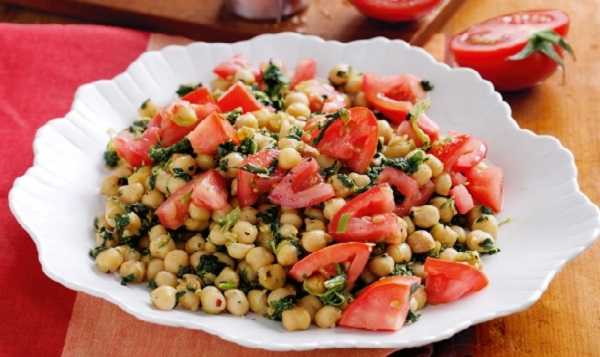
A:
[[9, 33, 600, 351]]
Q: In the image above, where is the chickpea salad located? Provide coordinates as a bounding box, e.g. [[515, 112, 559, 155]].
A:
[[93, 56, 505, 331]]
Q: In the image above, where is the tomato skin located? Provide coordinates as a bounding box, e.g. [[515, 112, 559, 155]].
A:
[[351, 0, 443, 22], [181, 86, 216, 105], [190, 170, 229, 211], [216, 82, 262, 113], [358, 275, 421, 297], [363, 73, 426, 124], [291, 58, 317, 89], [424, 257, 489, 304], [377, 167, 419, 216], [450, 10, 570, 91], [113, 127, 160, 167], [339, 283, 411, 331], [316, 107, 378, 173], [186, 112, 237, 155], [451, 184, 474, 214], [155, 178, 196, 229], [269, 158, 335, 209], [465, 163, 504, 212], [213, 54, 248, 79], [237, 149, 280, 207], [288, 242, 372, 290]]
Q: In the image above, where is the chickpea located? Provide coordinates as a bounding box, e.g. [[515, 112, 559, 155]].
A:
[[208, 227, 228, 245], [284, 91, 309, 108], [279, 223, 298, 238], [304, 207, 324, 220], [403, 216, 416, 235], [230, 220, 257, 244], [163, 250, 189, 274], [425, 154, 444, 177], [410, 286, 427, 311], [240, 206, 258, 224], [213, 252, 235, 268], [187, 203, 209, 223], [466, 205, 486, 226], [330, 175, 353, 198], [472, 214, 498, 238], [451, 225, 467, 244], [369, 254, 395, 277], [149, 225, 167, 240], [258, 264, 286, 290], [141, 189, 164, 209], [466, 230, 497, 253], [154, 169, 171, 194], [226, 242, 254, 260], [434, 173, 452, 196], [286, 102, 311, 118], [304, 218, 326, 232], [100, 175, 120, 196], [431, 197, 457, 224], [431, 224, 459, 247], [315, 306, 342, 328], [377, 120, 394, 143], [180, 274, 203, 291], [121, 212, 142, 237], [384, 136, 413, 158], [439, 247, 458, 261], [276, 242, 299, 266], [323, 198, 346, 220], [196, 153, 215, 170], [170, 154, 196, 176], [248, 289, 269, 315], [147, 258, 164, 281], [200, 286, 227, 314], [353, 91, 368, 107], [225, 289, 250, 316], [245, 247, 275, 271], [114, 245, 140, 262], [328, 63, 351, 86], [301, 230, 328, 253], [298, 295, 322, 320], [349, 172, 370, 189], [234, 68, 255, 84], [150, 286, 177, 310], [344, 73, 363, 94], [235, 113, 259, 129], [407, 230, 436, 253], [253, 108, 275, 128], [304, 274, 326, 294], [129, 166, 151, 186], [154, 271, 178, 287], [278, 148, 303, 170], [95, 248, 123, 273], [223, 152, 244, 178], [149, 234, 175, 259], [267, 112, 283, 132], [166, 177, 187, 195], [410, 262, 426, 278], [177, 290, 200, 311], [255, 132, 276, 150], [184, 234, 205, 254], [455, 251, 482, 269], [282, 307, 311, 331], [268, 287, 296, 306], [118, 182, 144, 204], [139, 99, 158, 118], [387, 243, 412, 263], [119, 260, 145, 283], [411, 164, 433, 187], [410, 205, 440, 228], [278, 137, 301, 150]]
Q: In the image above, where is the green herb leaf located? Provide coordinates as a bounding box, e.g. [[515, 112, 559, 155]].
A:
[[420, 80, 434, 91], [217, 281, 237, 291], [176, 83, 201, 97], [392, 263, 414, 276], [217, 207, 241, 231], [103, 148, 119, 168], [225, 108, 242, 125], [88, 246, 108, 259], [406, 310, 420, 324], [262, 62, 289, 110], [480, 238, 500, 255], [336, 173, 355, 189], [268, 296, 295, 321], [120, 273, 136, 286], [147, 280, 157, 289], [149, 138, 193, 164], [336, 213, 351, 233], [172, 167, 192, 181], [238, 137, 258, 155], [195, 254, 226, 277], [128, 119, 150, 136], [408, 99, 432, 148], [287, 126, 304, 141]]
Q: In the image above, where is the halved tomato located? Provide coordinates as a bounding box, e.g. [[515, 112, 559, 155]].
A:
[[191, 170, 229, 211], [216, 81, 263, 113], [288, 242, 372, 289], [213, 54, 249, 80], [113, 127, 160, 167], [269, 158, 335, 209], [450, 184, 474, 214], [363, 73, 427, 123], [290, 58, 317, 89], [329, 184, 404, 243], [351, 0, 443, 22], [424, 257, 489, 304], [465, 163, 504, 212], [339, 283, 411, 331], [316, 107, 378, 173], [155, 178, 196, 229], [186, 112, 237, 155], [450, 10, 572, 91], [181, 86, 216, 105], [237, 149, 282, 207]]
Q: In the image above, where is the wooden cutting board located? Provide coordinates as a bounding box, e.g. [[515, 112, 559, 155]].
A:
[[3, 0, 464, 45]]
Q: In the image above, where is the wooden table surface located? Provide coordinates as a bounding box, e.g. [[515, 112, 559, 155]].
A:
[[1, 0, 599, 356]]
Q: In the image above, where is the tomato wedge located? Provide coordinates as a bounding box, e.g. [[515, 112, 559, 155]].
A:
[[424, 257, 488, 304], [350, 0, 443, 22], [190, 170, 229, 211], [237, 149, 282, 207], [465, 163, 504, 212], [396, 113, 440, 148], [450, 184, 474, 214], [155, 178, 196, 229], [113, 127, 160, 167], [363, 73, 427, 123], [450, 10, 571, 91], [291, 58, 317, 89], [329, 184, 404, 243], [181, 86, 216, 105], [186, 112, 237, 155], [288, 242, 372, 289], [217, 81, 263, 113], [269, 158, 335, 209], [316, 107, 378, 173], [213, 54, 249, 80], [376, 168, 433, 217], [431, 133, 486, 172]]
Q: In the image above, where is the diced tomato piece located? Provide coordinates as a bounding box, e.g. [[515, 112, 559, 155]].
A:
[[465, 163, 504, 212], [291, 58, 317, 89], [113, 127, 160, 167], [316, 107, 378, 173], [363, 73, 427, 124], [237, 149, 280, 207], [269, 158, 335, 209], [288, 242, 372, 289], [377, 168, 420, 216], [339, 283, 412, 331], [213, 54, 248, 79], [431, 133, 487, 172], [181, 86, 216, 105], [155, 178, 196, 229], [451, 171, 467, 186], [191, 170, 229, 211], [455, 137, 487, 171], [451, 184, 474, 214], [217, 81, 262, 113], [415, 181, 435, 206], [424, 257, 489, 304], [186, 112, 237, 155], [193, 102, 220, 120]]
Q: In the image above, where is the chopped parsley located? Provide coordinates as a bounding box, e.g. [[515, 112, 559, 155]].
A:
[[128, 119, 149, 136], [216, 281, 237, 291], [392, 263, 414, 276], [195, 255, 226, 277], [216, 207, 241, 231], [103, 148, 119, 168], [262, 61, 289, 110], [149, 138, 193, 164], [267, 295, 295, 321], [420, 80, 434, 92], [481, 206, 493, 215], [287, 126, 304, 141], [319, 266, 351, 307], [406, 310, 420, 324], [480, 238, 500, 255], [147, 279, 157, 289], [176, 83, 201, 97], [336, 173, 355, 188], [225, 108, 242, 125], [238, 137, 258, 155], [172, 167, 192, 181], [114, 213, 130, 234], [120, 273, 136, 286], [216, 141, 236, 161], [88, 246, 108, 259]]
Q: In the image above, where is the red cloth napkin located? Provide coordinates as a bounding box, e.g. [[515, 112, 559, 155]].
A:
[[0, 23, 149, 357]]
